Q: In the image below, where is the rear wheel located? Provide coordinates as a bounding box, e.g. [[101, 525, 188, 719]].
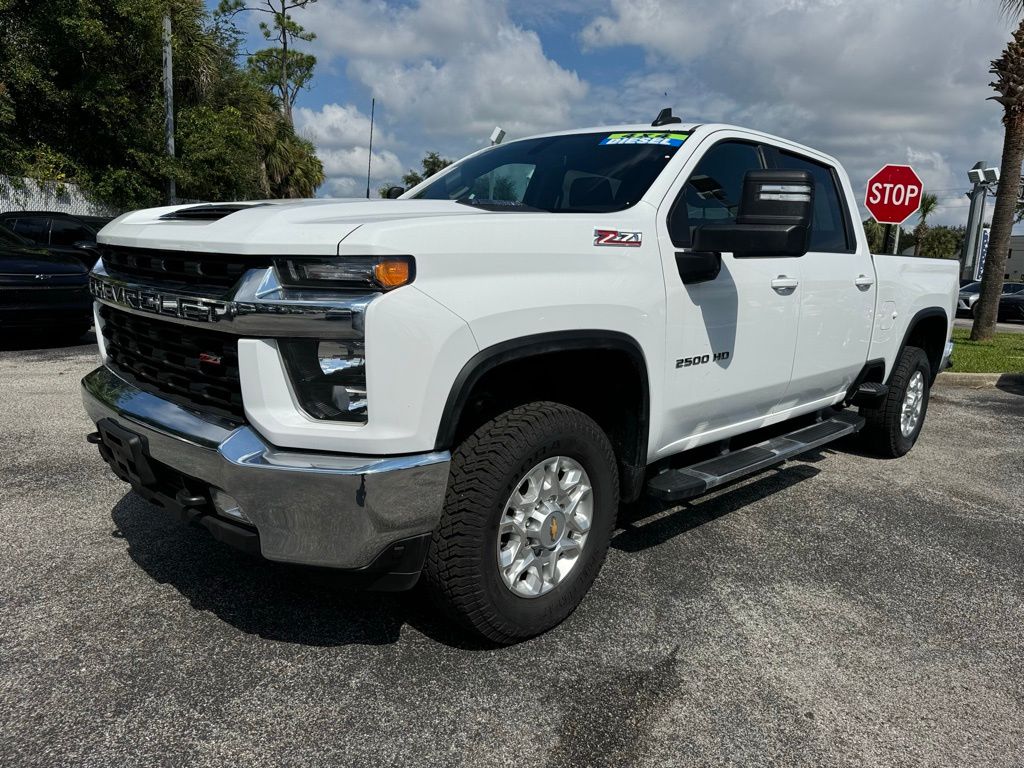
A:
[[423, 401, 618, 644], [859, 346, 931, 458]]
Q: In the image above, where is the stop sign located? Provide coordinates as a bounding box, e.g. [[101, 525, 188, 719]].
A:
[[865, 165, 924, 225]]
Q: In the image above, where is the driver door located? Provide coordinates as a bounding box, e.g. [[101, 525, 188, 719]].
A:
[[654, 136, 802, 457]]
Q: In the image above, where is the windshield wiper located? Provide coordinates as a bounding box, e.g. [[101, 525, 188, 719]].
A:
[[455, 198, 544, 212]]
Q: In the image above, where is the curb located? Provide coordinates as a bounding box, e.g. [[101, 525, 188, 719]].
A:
[[934, 372, 1024, 389]]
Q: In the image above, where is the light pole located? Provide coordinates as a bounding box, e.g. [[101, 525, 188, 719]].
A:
[[162, 12, 176, 203], [961, 162, 999, 281]]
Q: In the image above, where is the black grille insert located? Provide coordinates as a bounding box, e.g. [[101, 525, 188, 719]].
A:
[[100, 305, 244, 421], [101, 245, 273, 291]]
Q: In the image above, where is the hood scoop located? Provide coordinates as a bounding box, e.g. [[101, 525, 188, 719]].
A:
[[160, 203, 270, 221]]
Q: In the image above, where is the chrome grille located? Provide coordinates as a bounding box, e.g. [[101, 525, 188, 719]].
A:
[[99, 305, 244, 421]]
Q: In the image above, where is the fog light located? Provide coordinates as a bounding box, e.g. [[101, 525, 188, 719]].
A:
[[211, 489, 252, 525]]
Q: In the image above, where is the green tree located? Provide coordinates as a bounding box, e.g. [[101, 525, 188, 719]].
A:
[[402, 151, 453, 188], [972, 2, 1024, 340], [863, 218, 886, 252], [217, 0, 318, 126], [0, 0, 322, 208], [862, 218, 911, 253], [912, 192, 939, 257], [918, 225, 966, 260]]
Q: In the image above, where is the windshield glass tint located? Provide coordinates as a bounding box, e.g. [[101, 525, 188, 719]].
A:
[[412, 132, 687, 212], [961, 282, 981, 292]]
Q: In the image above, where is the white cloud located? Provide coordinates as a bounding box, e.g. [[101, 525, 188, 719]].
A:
[[281, 0, 1014, 225], [304, 0, 587, 137], [293, 102, 404, 196], [579, 0, 1015, 225], [287, 0, 588, 195]]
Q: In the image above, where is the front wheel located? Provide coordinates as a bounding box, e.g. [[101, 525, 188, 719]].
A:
[[423, 401, 619, 644], [859, 345, 932, 458]]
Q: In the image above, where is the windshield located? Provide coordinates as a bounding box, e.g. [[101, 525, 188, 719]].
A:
[[960, 282, 981, 292], [412, 131, 688, 213]]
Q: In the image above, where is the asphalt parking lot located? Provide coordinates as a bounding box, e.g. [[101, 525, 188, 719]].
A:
[[2, 336, 1023, 768]]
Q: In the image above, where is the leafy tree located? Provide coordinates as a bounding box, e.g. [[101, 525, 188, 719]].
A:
[[217, 0, 317, 126], [862, 218, 911, 253], [402, 151, 453, 188], [912, 192, 939, 257], [0, 0, 322, 209], [863, 218, 886, 252], [972, 2, 1024, 340], [918, 225, 966, 260]]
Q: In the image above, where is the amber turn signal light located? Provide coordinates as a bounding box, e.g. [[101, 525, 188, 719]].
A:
[[374, 258, 413, 290]]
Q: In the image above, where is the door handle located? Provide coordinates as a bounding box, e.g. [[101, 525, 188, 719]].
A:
[[855, 275, 875, 291], [771, 276, 799, 294]]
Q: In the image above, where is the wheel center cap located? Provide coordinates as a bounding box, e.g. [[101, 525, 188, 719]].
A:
[[538, 510, 566, 548]]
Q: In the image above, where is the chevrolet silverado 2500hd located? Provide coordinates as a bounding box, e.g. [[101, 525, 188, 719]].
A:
[[82, 113, 959, 643]]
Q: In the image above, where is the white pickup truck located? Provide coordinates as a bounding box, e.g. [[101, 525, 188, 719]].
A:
[[83, 112, 958, 643]]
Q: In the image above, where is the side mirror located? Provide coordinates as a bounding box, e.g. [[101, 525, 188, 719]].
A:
[[385, 186, 405, 199], [693, 169, 813, 258], [675, 251, 721, 285]]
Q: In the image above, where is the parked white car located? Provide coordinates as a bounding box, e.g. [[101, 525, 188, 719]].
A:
[[83, 111, 958, 642]]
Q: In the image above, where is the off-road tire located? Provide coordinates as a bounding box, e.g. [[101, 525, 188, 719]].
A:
[[423, 401, 618, 644], [859, 345, 931, 458]]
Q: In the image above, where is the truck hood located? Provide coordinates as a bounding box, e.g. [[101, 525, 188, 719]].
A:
[[98, 199, 488, 256]]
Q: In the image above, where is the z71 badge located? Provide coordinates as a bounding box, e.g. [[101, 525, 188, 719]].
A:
[[594, 229, 642, 247]]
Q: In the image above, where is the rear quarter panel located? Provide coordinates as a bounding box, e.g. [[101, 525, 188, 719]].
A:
[[869, 255, 959, 377]]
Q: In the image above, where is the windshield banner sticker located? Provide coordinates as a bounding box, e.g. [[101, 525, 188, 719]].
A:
[[594, 229, 642, 247], [599, 132, 688, 147]]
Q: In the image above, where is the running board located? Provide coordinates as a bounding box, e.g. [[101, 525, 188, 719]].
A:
[[646, 411, 865, 502]]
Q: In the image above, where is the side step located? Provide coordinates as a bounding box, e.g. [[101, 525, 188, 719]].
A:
[[646, 411, 865, 502]]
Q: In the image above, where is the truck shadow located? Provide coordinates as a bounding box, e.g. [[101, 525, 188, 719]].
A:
[[109, 493, 418, 648], [109, 460, 823, 649]]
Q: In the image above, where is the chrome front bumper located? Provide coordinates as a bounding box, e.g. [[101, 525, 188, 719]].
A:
[[81, 365, 450, 571], [941, 341, 954, 372]]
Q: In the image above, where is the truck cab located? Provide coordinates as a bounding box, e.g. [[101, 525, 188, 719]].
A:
[[82, 114, 958, 643]]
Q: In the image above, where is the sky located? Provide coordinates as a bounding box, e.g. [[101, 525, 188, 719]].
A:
[[212, 0, 1019, 227]]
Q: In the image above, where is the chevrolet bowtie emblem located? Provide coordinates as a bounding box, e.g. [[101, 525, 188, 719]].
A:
[[34, 274, 51, 280], [550, 518, 559, 539]]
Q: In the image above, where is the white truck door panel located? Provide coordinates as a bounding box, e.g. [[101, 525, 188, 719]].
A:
[[656, 135, 800, 457], [767, 149, 875, 408]]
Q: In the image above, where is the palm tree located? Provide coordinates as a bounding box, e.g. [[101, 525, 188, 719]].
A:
[[972, 3, 1024, 340], [913, 192, 938, 257]]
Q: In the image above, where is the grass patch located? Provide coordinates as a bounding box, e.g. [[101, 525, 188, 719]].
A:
[[950, 328, 1024, 373]]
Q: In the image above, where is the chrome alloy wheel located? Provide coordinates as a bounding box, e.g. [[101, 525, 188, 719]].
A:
[[496, 456, 593, 598], [900, 370, 925, 437]]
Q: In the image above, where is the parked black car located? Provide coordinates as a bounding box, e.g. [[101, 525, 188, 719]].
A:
[[0, 225, 92, 341], [0, 211, 112, 269], [997, 287, 1024, 323]]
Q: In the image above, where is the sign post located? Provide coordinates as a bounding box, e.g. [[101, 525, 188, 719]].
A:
[[865, 165, 924, 254]]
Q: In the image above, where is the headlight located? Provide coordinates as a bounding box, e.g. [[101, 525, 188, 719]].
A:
[[275, 256, 414, 291], [279, 338, 367, 422]]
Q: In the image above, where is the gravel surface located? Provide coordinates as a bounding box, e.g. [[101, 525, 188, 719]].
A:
[[2, 335, 1023, 767]]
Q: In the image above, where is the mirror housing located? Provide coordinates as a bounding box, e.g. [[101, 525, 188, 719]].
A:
[[385, 186, 405, 199], [693, 169, 813, 258]]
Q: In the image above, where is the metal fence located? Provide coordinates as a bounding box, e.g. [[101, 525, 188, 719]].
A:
[[0, 175, 121, 217]]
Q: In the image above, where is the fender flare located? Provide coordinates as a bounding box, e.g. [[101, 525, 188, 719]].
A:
[[892, 306, 948, 383], [433, 330, 651, 460]]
